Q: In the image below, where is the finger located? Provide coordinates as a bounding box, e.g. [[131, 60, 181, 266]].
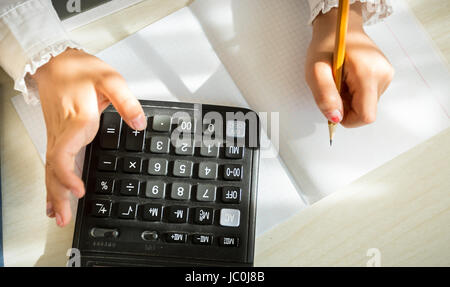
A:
[[306, 61, 344, 123], [96, 73, 146, 130], [45, 168, 73, 227], [46, 198, 55, 218], [341, 77, 379, 128]]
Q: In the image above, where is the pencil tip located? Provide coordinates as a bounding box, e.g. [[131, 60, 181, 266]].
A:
[[330, 139, 333, 147]]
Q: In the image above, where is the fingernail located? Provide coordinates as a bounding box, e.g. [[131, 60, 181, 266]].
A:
[[46, 202, 55, 217], [131, 114, 147, 130], [326, 109, 343, 123], [55, 213, 63, 227]]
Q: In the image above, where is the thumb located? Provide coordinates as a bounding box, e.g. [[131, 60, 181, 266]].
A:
[[306, 61, 344, 123], [97, 73, 147, 130]]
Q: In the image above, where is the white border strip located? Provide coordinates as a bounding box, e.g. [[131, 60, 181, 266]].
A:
[[62, 0, 144, 31]]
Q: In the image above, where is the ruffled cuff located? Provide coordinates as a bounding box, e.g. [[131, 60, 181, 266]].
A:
[[0, 0, 86, 105], [309, 0, 393, 25], [18, 41, 86, 105]]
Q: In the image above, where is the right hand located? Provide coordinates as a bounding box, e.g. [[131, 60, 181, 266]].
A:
[[32, 48, 147, 227], [305, 3, 394, 127]]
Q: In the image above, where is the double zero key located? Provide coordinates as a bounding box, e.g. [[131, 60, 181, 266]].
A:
[[223, 164, 243, 181]]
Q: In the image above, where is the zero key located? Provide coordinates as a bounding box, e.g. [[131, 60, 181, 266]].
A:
[[100, 112, 122, 149]]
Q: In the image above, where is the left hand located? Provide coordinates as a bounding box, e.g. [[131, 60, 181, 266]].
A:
[[32, 48, 146, 227]]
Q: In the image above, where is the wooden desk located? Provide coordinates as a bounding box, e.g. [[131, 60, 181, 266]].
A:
[[0, 0, 448, 266], [255, 128, 450, 266]]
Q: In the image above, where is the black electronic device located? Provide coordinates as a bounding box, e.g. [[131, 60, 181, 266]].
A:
[[71, 100, 260, 266]]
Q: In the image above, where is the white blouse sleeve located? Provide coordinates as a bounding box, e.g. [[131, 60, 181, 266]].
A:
[[0, 0, 84, 104], [307, 0, 393, 25]]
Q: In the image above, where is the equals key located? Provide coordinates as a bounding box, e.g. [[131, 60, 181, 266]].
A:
[[100, 112, 123, 149]]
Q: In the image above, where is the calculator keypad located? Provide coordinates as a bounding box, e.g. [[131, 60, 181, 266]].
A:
[[74, 102, 258, 266]]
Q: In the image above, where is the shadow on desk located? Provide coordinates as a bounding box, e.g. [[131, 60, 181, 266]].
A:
[[34, 221, 74, 266]]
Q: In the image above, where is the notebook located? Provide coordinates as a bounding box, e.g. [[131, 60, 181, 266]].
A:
[[11, 0, 450, 236]]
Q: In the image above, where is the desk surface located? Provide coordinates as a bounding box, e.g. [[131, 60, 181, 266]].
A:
[[0, 0, 449, 266]]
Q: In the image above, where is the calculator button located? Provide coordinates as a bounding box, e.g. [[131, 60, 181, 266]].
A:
[[225, 146, 244, 159], [90, 227, 119, 239], [91, 200, 112, 217], [175, 140, 194, 156], [141, 204, 163, 221], [226, 120, 246, 138], [203, 121, 216, 136], [125, 127, 145, 151], [141, 231, 159, 241], [219, 236, 239, 247], [198, 162, 218, 180], [192, 234, 213, 245], [165, 232, 187, 243], [98, 155, 117, 171], [200, 143, 219, 157], [176, 116, 195, 133], [148, 158, 168, 175], [118, 202, 137, 219], [151, 115, 172, 132], [223, 164, 243, 180], [145, 181, 166, 199], [123, 157, 142, 173], [166, 206, 188, 223], [194, 207, 214, 225], [219, 208, 240, 227], [99, 112, 122, 150], [221, 186, 241, 203], [95, 178, 115, 194], [171, 182, 191, 200], [120, 179, 140, 196], [149, 136, 170, 154], [172, 160, 193, 177], [196, 184, 216, 202]]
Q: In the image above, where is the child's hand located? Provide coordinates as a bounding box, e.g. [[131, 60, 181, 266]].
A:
[[305, 3, 394, 127], [32, 48, 147, 227]]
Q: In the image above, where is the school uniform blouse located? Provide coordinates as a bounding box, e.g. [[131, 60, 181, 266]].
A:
[[0, 0, 392, 104]]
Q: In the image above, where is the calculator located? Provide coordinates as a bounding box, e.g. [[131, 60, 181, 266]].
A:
[[71, 100, 260, 266]]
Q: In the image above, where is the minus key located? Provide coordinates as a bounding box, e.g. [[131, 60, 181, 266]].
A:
[[98, 155, 118, 171]]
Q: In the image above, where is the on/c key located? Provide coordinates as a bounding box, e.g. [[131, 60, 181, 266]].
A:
[[100, 112, 122, 149]]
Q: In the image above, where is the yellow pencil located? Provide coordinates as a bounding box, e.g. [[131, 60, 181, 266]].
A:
[[329, 0, 350, 146]]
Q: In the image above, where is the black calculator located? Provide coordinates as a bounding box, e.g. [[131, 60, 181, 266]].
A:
[[72, 100, 260, 266]]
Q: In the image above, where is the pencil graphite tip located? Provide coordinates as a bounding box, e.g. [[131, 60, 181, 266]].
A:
[[328, 121, 336, 147]]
